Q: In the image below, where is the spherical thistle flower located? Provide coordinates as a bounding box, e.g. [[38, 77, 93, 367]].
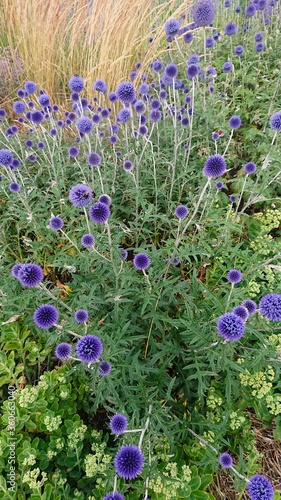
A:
[[225, 22, 238, 36], [9, 182, 20, 193], [103, 492, 125, 500], [98, 360, 112, 376], [192, 1, 216, 27], [223, 61, 233, 73], [38, 94, 50, 106], [255, 42, 265, 52], [119, 248, 128, 260], [245, 3, 257, 16], [229, 115, 242, 129], [88, 198, 111, 223], [187, 64, 199, 80], [139, 83, 149, 94], [49, 216, 64, 230], [219, 453, 233, 468], [13, 101, 25, 114], [217, 313, 245, 341], [25, 140, 33, 148], [257, 0, 267, 9], [99, 194, 112, 206], [12, 158, 21, 169], [74, 309, 89, 323], [269, 111, 281, 132], [18, 263, 44, 287], [11, 263, 23, 278], [34, 304, 59, 329], [76, 335, 103, 363], [123, 160, 133, 171], [37, 141, 45, 150], [133, 253, 150, 271], [24, 81, 37, 94], [110, 414, 128, 435], [134, 100, 146, 114], [55, 342, 72, 360], [68, 146, 79, 158], [76, 116, 93, 135], [203, 154, 226, 178], [244, 162, 257, 174], [175, 205, 189, 219], [81, 233, 95, 248], [242, 299, 257, 315], [227, 269, 243, 284], [27, 154, 37, 163], [212, 132, 220, 141], [232, 306, 249, 321], [165, 62, 178, 78], [164, 18, 180, 38], [69, 184, 93, 208], [259, 294, 281, 321], [93, 79, 107, 94], [69, 75, 84, 93], [255, 32, 263, 42], [30, 110, 44, 125], [117, 108, 131, 123], [114, 445, 144, 480], [151, 99, 161, 110], [87, 151, 101, 167], [215, 181, 224, 190], [234, 45, 244, 56], [247, 474, 274, 500], [149, 109, 162, 123], [151, 60, 163, 72], [206, 37, 215, 48], [116, 81, 136, 105], [0, 149, 13, 166]]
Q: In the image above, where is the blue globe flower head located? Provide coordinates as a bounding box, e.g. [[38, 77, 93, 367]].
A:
[[76, 335, 103, 363], [110, 414, 128, 435], [192, 0, 216, 27], [232, 306, 249, 321], [242, 299, 257, 315], [161, 73, 173, 87], [151, 60, 163, 72], [17, 264, 44, 287], [187, 64, 199, 80], [188, 53, 200, 65], [123, 160, 133, 171], [99, 194, 112, 206], [93, 79, 107, 93], [203, 154, 227, 178], [175, 205, 189, 219], [269, 111, 281, 132], [13, 101, 25, 114], [151, 99, 161, 110], [9, 181, 20, 193], [76, 116, 93, 135], [139, 83, 149, 94], [81, 234, 95, 248], [116, 81, 136, 105], [255, 42, 265, 52], [225, 22, 238, 36], [68, 146, 79, 157], [244, 162, 257, 174], [117, 108, 131, 123], [87, 152, 101, 167], [223, 61, 233, 73], [69, 184, 93, 207], [219, 453, 233, 468], [69, 75, 85, 93], [183, 31, 193, 43], [257, 0, 267, 9], [11, 264, 23, 278], [31, 110, 44, 125], [49, 216, 64, 230], [133, 253, 150, 270], [34, 304, 59, 329], [259, 294, 281, 321], [217, 313, 245, 341], [0, 149, 13, 166], [234, 45, 244, 56], [55, 343, 71, 360], [254, 32, 263, 41], [98, 360, 112, 376], [229, 115, 242, 129], [227, 269, 243, 284], [245, 3, 257, 16], [215, 181, 224, 189], [74, 309, 88, 324], [164, 18, 180, 38], [24, 81, 37, 94], [114, 445, 144, 480], [108, 92, 117, 102], [119, 248, 129, 259], [149, 109, 162, 122], [89, 202, 110, 224], [235, 5, 241, 12], [212, 132, 220, 141], [165, 62, 178, 78], [38, 94, 50, 106], [103, 493, 125, 500], [206, 37, 215, 48], [247, 474, 274, 500]]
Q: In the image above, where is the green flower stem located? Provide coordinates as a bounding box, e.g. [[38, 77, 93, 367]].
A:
[[138, 405, 152, 449]]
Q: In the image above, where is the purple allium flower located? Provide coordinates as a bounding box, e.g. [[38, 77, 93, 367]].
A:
[[55, 342, 71, 360], [24, 81, 37, 94], [259, 294, 281, 321], [149, 109, 162, 122], [212, 132, 220, 141], [0, 149, 13, 166], [164, 18, 180, 37], [68, 146, 79, 157], [69, 184, 93, 207], [244, 162, 257, 174], [247, 474, 274, 500], [92, 114, 100, 124], [269, 111, 281, 132], [232, 306, 249, 321], [69, 75, 84, 93], [30, 110, 44, 125], [103, 493, 125, 500], [254, 32, 263, 41], [188, 54, 200, 64], [117, 108, 131, 123], [183, 31, 193, 43], [134, 100, 146, 114], [255, 42, 265, 52], [217, 313, 245, 341], [245, 4, 256, 16], [181, 117, 189, 126], [175, 205, 189, 219], [9, 182, 20, 193], [165, 63, 178, 78], [11, 264, 23, 278], [206, 37, 215, 48], [87, 152, 101, 167], [151, 99, 161, 110], [98, 360, 112, 376], [215, 181, 224, 189], [37, 141, 45, 150], [50, 128, 57, 136], [187, 64, 199, 80], [110, 135, 118, 144], [110, 414, 128, 435], [227, 269, 243, 284], [18, 264, 44, 287], [123, 160, 133, 171], [49, 216, 64, 230], [133, 253, 150, 271], [116, 82, 136, 105], [93, 79, 107, 93], [81, 233, 95, 248], [99, 194, 112, 206], [108, 92, 117, 102], [12, 159, 21, 168], [25, 140, 33, 149], [76, 116, 93, 135], [257, 0, 267, 9], [229, 195, 237, 203], [229, 115, 242, 129], [139, 83, 149, 94], [219, 453, 233, 468], [225, 22, 238, 36], [151, 60, 163, 72], [192, 1, 216, 27], [89, 202, 110, 224], [234, 45, 244, 56], [242, 299, 257, 315], [223, 61, 233, 73], [119, 248, 128, 259], [203, 154, 226, 178], [159, 90, 167, 99], [139, 125, 148, 135], [76, 335, 103, 363], [38, 94, 50, 106], [34, 304, 59, 329], [13, 101, 25, 114], [225, 0, 231, 6], [74, 309, 89, 323], [130, 71, 137, 80], [114, 445, 144, 480]]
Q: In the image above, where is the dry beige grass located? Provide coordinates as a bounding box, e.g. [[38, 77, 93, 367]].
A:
[[1, 0, 193, 106]]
